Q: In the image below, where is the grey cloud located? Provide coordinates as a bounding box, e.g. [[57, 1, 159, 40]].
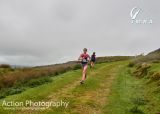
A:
[[0, 0, 159, 66]]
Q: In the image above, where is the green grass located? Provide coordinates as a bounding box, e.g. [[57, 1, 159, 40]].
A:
[[0, 61, 125, 114], [149, 63, 160, 72], [104, 64, 160, 114], [0, 63, 108, 114], [0, 70, 81, 114], [43, 62, 126, 114], [104, 66, 133, 114], [1, 61, 159, 114], [0, 76, 53, 99]]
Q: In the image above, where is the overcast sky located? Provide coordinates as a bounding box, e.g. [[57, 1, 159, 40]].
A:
[[0, 0, 159, 66]]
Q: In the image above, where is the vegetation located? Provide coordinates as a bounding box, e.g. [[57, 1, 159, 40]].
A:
[[0, 56, 131, 98], [96, 56, 133, 63], [0, 49, 159, 113], [0, 61, 125, 114], [0, 62, 79, 89], [105, 62, 160, 114], [104, 49, 160, 114], [0, 62, 82, 98], [0, 64, 11, 69], [129, 48, 160, 66], [0, 76, 53, 99]]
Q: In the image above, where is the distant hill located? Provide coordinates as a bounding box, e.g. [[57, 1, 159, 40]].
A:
[[130, 48, 160, 65], [148, 48, 160, 55]]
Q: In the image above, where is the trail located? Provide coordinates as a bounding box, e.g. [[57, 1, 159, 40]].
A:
[[0, 61, 127, 114]]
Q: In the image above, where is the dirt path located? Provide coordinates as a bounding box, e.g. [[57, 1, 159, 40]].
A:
[[40, 62, 124, 114]]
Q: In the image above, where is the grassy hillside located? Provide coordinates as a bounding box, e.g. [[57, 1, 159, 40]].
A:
[[0, 61, 83, 98], [148, 48, 160, 55], [0, 56, 131, 99], [129, 48, 160, 66], [105, 49, 160, 114], [0, 60, 159, 114], [105, 61, 160, 114], [0, 61, 126, 114], [96, 56, 133, 63], [0, 51, 159, 114]]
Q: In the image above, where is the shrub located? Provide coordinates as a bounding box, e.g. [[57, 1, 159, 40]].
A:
[[0, 64, 11, 68], [128, 62, 135, 67], [0, 64, 74, 89], [133, 63, 151, 78], [0, 76, 53, 99], [0, 87, 26, 99], [150, 72, 160, 81], [73, 64, 81, 70], [0, 93, 6, 99], [54, 71, 59, 76], [25, 77, 52, 88], [130, 97, 147, 114], [130, 106, 144, 114], [5, 87, 26, 96]]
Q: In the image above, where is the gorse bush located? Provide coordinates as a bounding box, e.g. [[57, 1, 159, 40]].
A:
[[0, 62, 79, 89], [0, 64, 11, 68], [133, 63, 151, 78], [150, 72, 160, 81]]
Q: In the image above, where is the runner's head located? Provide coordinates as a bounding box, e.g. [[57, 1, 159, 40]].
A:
[[93, 52, 95, 55], [83, 48, 87, 53]]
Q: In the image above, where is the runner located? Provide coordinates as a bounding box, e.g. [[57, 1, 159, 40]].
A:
[[90, 52, 96, 68], [78, 48, 90, 84]]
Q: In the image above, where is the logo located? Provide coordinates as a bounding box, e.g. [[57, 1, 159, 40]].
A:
[[130, 7, 153, 24], [130, 7, 141, 20]]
